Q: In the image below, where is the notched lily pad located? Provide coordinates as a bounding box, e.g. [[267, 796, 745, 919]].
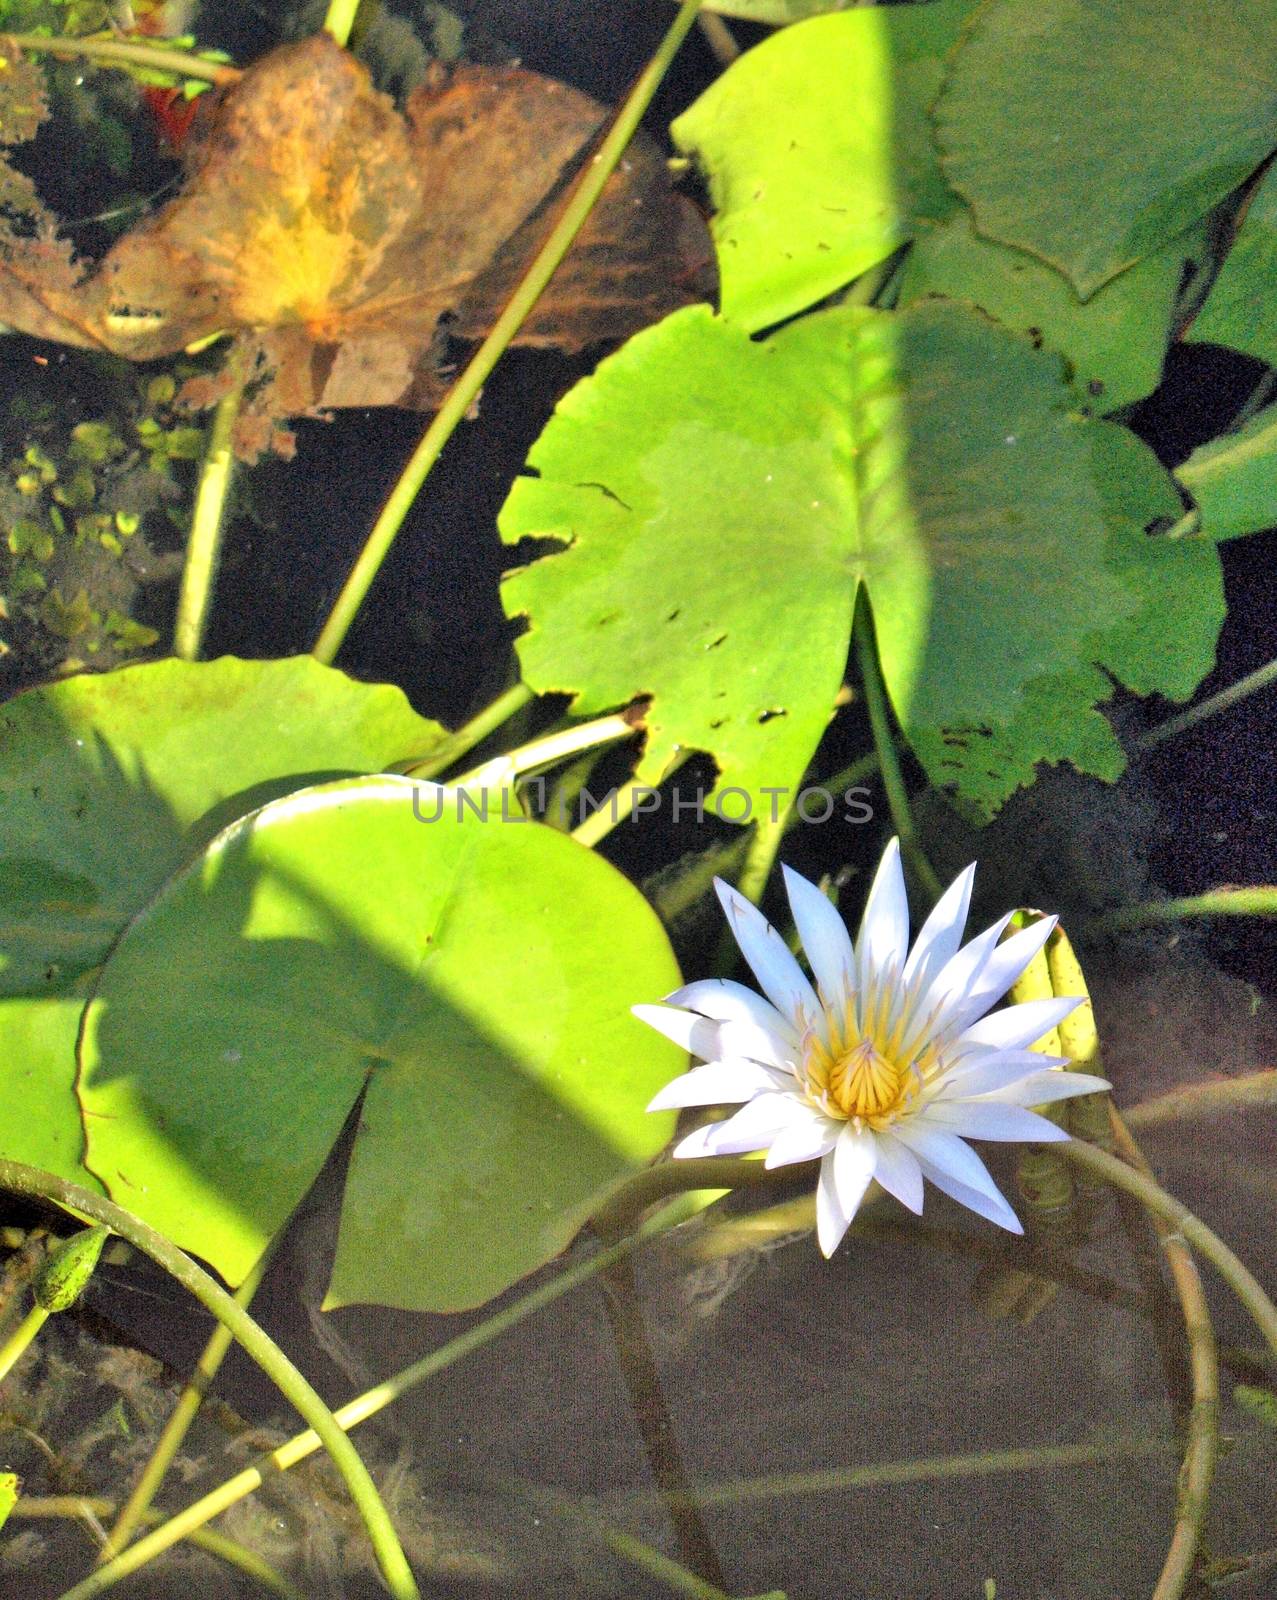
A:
[[79, 777, 682, 1311]]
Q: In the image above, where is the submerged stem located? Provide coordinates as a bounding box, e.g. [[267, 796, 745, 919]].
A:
[[0, 1162, 418, 1600], [1059, 1140, 1277, 1358], [310, 0, 707, 664], [597, 1245, 728, 1589], [40, 1206, 689, 1594], [99, 1250, 271, 1562], [1107, 1110, 1219, 1600]]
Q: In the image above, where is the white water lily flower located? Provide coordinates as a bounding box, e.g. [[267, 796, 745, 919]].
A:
[[635, 839, 1109, 1257]]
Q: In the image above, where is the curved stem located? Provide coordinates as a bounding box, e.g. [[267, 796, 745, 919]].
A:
[[0, 1162, 418, 1600], [1082, 886, 1277, 936], [1132, 656, 1277, 754], [310, 0, 706, 663], [14, 1496, 302, 1599], [404, 682, 534, 779], [41, 1202, 690, 1596], [1108, 1110, 1219, 1600], [173, 360, 245, 660], [1058, 1140, 1277, 1357], [1124, 1069, 1277, 1129], [1, 32, 240, 83], [853, 609, 942, 901], [99, 1249, 271, 1562]]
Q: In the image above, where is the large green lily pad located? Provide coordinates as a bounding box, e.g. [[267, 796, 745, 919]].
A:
[[0, 656, 445, 995], [500, 300, 1219, 815], [79, 777, 682, 1311], [936, 0, 1277, 296], [671, 1, 977, 331], [899, 213, 1204, 411]]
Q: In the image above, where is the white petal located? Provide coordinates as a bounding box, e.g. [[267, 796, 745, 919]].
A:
[[913, 912, 1015, 1046], [912, 1151, 1024, 1234], [833, 1123, 878, 1222], [892, 1121, 1015, 1210], [922, 1100, 1071, 1142], [953, 916, 1059, 1027], [714, 879, 820, 1028], [938, 1050, 1070, 1098], [668, 978, 799, 1049], [782, 865, 855, 1006], [816, 1149, 854, 1257], [979, 1068, 1111, 1106], [763, 1105, 840, 1169], [631, 1002, 792, 1070], [959, 996, 1082, 1053], [672, 1122, 728, 1159], [674, 1091, 808, 1158], [647, 1059, 788, 1111], [856, 838, 910, 990], [631, 1003, 722, 1062], [901, 861, 975, 995], [871, 1129, 925, 1213]]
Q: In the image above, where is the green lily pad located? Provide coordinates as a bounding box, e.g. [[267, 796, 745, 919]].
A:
[[500, 300, 1143, 813], [671, 1, 977, 331], [899, 213, 1204, 410], [0, 979, 102, 1190], [1187, 163, 1277, 366], [0, 656, 446, 995], [936, 0, 1277, 296], [912, 422, 1223, 814], [1176, 402, 1277, 541], [79, 777, 682, 1312]]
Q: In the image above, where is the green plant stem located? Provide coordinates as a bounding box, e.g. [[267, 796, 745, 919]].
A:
[[610, 1435, 1178, 1511], [596, 1243, 727, 1590], [310, 0, 706, 664], [403, 683, 534, 778], [0, 1301, 47, 1384], [173, 362, 244, 660], [99, 1250, 271, 1563], [1059, 1140, 1277, 1357], [1132, 656, 1277, 753], [14, 1497, 302, 1599], [853, 612, 942, 901], [1108, 1110, 1219, 1600], [1082, 886, 1277, 936], [452, 709, 639, 789], [0, 1162, 418, 1600], [1124, 1069, 1277, 1129], [321, 0, 363, 46], [1, 32, 240, 83], [43, 1199, 696, 1596]]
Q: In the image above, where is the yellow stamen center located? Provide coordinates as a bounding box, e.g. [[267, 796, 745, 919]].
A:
[[830, 1038, 905, 1118], [801, 991, 927, 1126]]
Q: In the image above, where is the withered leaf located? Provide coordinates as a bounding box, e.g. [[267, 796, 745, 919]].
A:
[[65, 33, 710, 444], [0, 46, 99, 350]]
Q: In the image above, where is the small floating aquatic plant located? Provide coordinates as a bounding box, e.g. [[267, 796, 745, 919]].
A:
[[636, 839, 1111, 1255]]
